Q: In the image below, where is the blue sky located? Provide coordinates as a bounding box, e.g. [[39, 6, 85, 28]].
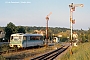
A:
[[0, 0, 90, 30]]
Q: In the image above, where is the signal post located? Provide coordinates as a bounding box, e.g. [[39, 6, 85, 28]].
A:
[[45, 12, 52, 47], [69, 3, 83, 55]]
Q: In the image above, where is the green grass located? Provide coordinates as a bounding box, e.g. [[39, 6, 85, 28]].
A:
[[60, 42, 90, 60]]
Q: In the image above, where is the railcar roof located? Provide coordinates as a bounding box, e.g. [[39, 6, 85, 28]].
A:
[[23, 34, 42, 36], [11, 33, 43, 36]]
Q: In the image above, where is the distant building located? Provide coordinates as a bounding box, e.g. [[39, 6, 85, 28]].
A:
[[34, 30, 45, 35], [53, 37, 60, 43], [0, 30, 5, 38]]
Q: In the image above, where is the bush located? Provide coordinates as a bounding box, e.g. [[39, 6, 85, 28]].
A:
[[0, 55, 5, 60]]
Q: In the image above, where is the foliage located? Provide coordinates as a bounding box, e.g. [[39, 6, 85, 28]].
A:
[[61, 37, 68, 42], [17, 26, 26, 33], [87, 28, 90, 41], [5, 22, 17, 40], [0, 44, 9, 60], [4, 22, 26, 40], [0, 44, 9, 52], [0, 55, 5, 60]]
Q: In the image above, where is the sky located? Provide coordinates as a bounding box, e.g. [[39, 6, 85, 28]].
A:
[[0, 0, 90, 30]]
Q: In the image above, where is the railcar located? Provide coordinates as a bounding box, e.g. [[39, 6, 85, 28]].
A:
[[9, 33, 44, 48]]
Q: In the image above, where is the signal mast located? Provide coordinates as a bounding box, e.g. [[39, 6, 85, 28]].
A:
[[45, 12, 52, 46]]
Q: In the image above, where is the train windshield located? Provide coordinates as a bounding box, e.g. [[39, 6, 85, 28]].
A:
[[11, 36, 22, 40]]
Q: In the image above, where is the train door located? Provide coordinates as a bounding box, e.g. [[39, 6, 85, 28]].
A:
[[23, 36, 28, 47]]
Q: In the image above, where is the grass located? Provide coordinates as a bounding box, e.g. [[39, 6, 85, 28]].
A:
[[0, 43, 10, 60], [60, 42, 90, 60]]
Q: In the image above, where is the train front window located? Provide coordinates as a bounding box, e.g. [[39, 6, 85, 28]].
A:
[[11, 36, 13, 40], [11, 36, 22, 40]]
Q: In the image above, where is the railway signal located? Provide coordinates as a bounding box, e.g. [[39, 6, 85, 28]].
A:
[[69, 3, 84, 55], [45, 12, 52, 46], [69, 3, 83, 45]]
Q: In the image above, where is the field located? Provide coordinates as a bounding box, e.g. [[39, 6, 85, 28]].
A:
[[60, 42, 90, 60]]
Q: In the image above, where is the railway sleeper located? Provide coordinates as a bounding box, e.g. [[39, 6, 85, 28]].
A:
[[31, 45, 69, 60], [31, 46, 64, 60]]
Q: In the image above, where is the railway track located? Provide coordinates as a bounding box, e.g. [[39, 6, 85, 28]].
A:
[[31, 44, 69, 60]]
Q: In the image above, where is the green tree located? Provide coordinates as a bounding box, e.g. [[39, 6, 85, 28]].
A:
[[79, 30, 86, 43], [17, 26, 26, 33], [5, 22, 17, 40]]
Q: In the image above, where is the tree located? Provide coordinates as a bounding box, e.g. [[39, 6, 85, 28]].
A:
[[17, 26, 26, 33], [5, 22, 17, 40]]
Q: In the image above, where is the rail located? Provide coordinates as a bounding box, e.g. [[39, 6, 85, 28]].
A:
[[31, 45, 69, 60]]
